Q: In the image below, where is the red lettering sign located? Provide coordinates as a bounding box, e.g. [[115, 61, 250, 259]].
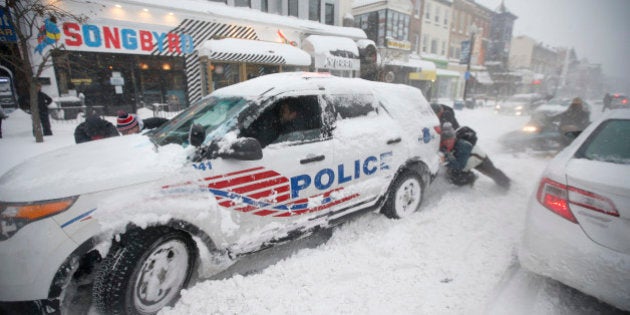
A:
[[63, 22, 82, 46], [103, 27, 120, 49], [167, 33, 181, 54], [139, 30, 153, 51]]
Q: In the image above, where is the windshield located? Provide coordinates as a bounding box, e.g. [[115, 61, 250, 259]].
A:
[[150, 96, 249, 146]]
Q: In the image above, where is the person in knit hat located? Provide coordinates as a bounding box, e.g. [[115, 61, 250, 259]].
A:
[[116, 111, 169, 135]]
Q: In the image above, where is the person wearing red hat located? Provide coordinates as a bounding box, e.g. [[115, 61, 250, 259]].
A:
[[116, 111, 168, 135]]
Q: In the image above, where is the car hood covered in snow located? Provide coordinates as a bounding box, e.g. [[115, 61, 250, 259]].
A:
[[0, 134, 189, 201]]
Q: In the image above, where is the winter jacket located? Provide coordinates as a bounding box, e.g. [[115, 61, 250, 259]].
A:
[[438, 105, 460, 130], [37, 91, 52, 115], [74, 117, 120, 143], [141, 117, 169, 131], [445, 138, 473, 171]]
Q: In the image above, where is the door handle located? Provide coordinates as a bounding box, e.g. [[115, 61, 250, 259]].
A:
[[387, 137, 401, 145], [300, 155, 325, 164]]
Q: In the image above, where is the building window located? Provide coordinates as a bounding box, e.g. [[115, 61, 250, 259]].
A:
[[435, 6, 440, 23], [234, 0, 250, 7], [414, 0, 421, 17], [425, 3, 431, 20], [386, 10, 409, 41], [444, 8, 449, 26], [261, 0, 268, 12], [430, 39, 438, 54], [325, 3, 334, 25], [441, 41, 446, 56], [288, 0, 298, 17], [422, 35, 429, 53], [309, 0, 321, 21]]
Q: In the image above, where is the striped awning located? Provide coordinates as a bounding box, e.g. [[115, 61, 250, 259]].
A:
[[198, 38, 311, 66]]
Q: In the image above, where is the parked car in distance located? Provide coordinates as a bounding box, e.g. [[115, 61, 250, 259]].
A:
[[495, 93, 545, 115], [607, 93, 628, 110], [531, 97, 591, 121], [0, 72, 441, 314], [519, 109, 630, 312]]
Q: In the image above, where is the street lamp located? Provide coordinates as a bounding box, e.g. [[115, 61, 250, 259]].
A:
[[463, 24, 478, 103]]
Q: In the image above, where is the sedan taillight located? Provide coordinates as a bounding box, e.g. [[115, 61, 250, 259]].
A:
[[536, 177, 619, 223]]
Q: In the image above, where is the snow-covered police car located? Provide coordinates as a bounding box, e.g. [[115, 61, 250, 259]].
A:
[[0, 72, 440, 314]]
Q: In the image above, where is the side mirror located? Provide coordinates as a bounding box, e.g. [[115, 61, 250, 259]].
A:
[[189, 124, 206, 147], [219, 137, 263, 160]]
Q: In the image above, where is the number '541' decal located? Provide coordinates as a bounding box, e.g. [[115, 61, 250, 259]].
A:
[[192, 162, 212, 171]]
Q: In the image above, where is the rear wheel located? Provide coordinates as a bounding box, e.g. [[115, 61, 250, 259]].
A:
[[92, 226, 197, 315], [381, 170, 425, 219]]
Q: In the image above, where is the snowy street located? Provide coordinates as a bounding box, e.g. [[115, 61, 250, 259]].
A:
[[0, 104, 626, 314]]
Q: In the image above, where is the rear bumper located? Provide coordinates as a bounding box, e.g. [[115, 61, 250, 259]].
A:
[[519, 199, 630, 311]]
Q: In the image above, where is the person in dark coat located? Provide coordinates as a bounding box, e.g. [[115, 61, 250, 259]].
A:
[[0, 107, 7, 138], [116, 111, 169, 135], [431, 103, 460, 130], [602, 93, 612, 112], [37, 84, 53, 136], [553, 97, 590, 135], [74, 116, 120, 143]]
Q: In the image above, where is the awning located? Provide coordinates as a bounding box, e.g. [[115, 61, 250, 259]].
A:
[[436, 69, 461, 77], [198, 38, 311, 66], [407, 59, 436, 81], [302, 35, 360, 71], [472, 71, 494, 85]]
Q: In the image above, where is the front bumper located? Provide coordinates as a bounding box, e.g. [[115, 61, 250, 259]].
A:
[[518, 198, 630, 311], [0, 217, 77, 301]]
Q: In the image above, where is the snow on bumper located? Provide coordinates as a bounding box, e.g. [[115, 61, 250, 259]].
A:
[[0, 218, 76, 301], [518, 199, 630, 311]]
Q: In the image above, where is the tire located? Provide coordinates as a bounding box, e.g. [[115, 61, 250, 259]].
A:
[[92, 227, 197, 315], [381, 170, 425, 219]]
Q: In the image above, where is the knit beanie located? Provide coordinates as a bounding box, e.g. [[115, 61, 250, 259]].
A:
[[441, 122, 456, 139], [116, 111, 138, 132]]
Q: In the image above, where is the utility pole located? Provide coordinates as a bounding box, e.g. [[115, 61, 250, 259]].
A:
[[463, 25, 478, 103]]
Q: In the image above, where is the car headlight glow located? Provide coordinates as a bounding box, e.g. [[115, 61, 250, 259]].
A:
[[0, 196, 77, 240], [522, 125, 539, 133], [515, 105, 523, 110]]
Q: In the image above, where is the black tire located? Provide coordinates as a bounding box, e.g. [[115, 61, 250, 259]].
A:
[[92, 226, 197, 315], [381, 170, 425, 219]]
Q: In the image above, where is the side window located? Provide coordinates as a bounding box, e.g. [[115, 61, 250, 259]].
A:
[[324, 94, 377, 119], [577, 120, 630, 164], [240, 95, 323, 147]]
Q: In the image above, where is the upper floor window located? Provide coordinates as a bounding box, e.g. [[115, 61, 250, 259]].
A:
[[425, 3, 431, 20], [309, 0, 321, 21], [414, 0, 421, 17], [288, 0, 299, 17], [422, 35, 429, 53], [325, 3, 334, 25], [435, 6, 440, 23], [443, 8, 449, 26], [234, 0, 250, 7]]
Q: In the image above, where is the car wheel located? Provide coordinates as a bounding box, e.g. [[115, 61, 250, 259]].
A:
[[92, 226, 197, 315], [382, 170, 425, 219]]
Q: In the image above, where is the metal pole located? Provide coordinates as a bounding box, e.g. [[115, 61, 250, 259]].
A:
[[463, 31, 476, 102]]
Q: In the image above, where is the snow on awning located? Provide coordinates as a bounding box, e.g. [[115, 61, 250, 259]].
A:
[[436, 68, 460, 77], [198, 38, 311, 66], [302, 35, 360, 71], [472, 71, 494, 85], [392, 58, 436, 81]]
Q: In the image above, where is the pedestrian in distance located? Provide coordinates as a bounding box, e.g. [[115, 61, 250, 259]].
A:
[[0, 106, 7, 139], [116, 111, 169, 135], [74, 115, 120, 144], [37, 84, 53, 136], [602, 92, 612, 112]]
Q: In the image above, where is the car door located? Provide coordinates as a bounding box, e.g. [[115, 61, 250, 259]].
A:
[[205, 92, 335, 253], [325, 92, 405, 216]]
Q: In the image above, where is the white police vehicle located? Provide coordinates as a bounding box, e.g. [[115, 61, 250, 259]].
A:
[[0, 72, 440, 314]]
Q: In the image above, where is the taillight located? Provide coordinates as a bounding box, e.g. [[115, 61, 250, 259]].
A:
[[536, 177, 619, 223], [537, 178, 576, 223], [622, 99, 628, 104]]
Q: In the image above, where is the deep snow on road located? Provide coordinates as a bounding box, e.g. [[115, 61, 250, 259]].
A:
[[0, 103, 624, 314]]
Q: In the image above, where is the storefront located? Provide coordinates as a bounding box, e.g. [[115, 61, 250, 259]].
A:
[[31, 0, 369, 115]]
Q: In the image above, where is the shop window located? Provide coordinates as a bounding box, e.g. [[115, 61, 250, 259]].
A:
[[309, 0, 321, 21], [234, 0, 250, 7], [245, 64, 279, 80], [288, 0, 298, 17], [325, 3, 334, 25], [211, 62, 240, 91], [430, 39, 438, 54]]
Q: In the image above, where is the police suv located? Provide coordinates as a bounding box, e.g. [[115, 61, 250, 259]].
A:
[[0, 72, 440, 314]]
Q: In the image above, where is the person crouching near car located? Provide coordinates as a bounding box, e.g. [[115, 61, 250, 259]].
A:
[[116, 111, 169, 135], [74, 115, 120, 144], [440, 123, 511, 189], [553, 97, 590, 141]]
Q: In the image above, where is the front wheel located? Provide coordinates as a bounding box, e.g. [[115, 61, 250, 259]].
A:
[[92, 226, 197, 315], [381, 171, 425, 219]]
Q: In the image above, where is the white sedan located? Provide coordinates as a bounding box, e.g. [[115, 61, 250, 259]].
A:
[[519, 109, 630, 311]]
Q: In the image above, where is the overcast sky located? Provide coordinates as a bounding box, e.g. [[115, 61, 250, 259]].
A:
[[476, 0, 630, 82]]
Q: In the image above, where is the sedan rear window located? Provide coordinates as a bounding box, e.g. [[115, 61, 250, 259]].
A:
[[577, 119, 630, 164]]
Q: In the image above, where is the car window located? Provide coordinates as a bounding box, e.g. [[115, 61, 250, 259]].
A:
[[240, 95, 323, 147], [151, 96, 248, 146], [576, 119, 630, 164], [324, 94, 377, 119]]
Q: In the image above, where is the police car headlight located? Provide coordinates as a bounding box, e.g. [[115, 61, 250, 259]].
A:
[[0, 197, 77, 240]]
